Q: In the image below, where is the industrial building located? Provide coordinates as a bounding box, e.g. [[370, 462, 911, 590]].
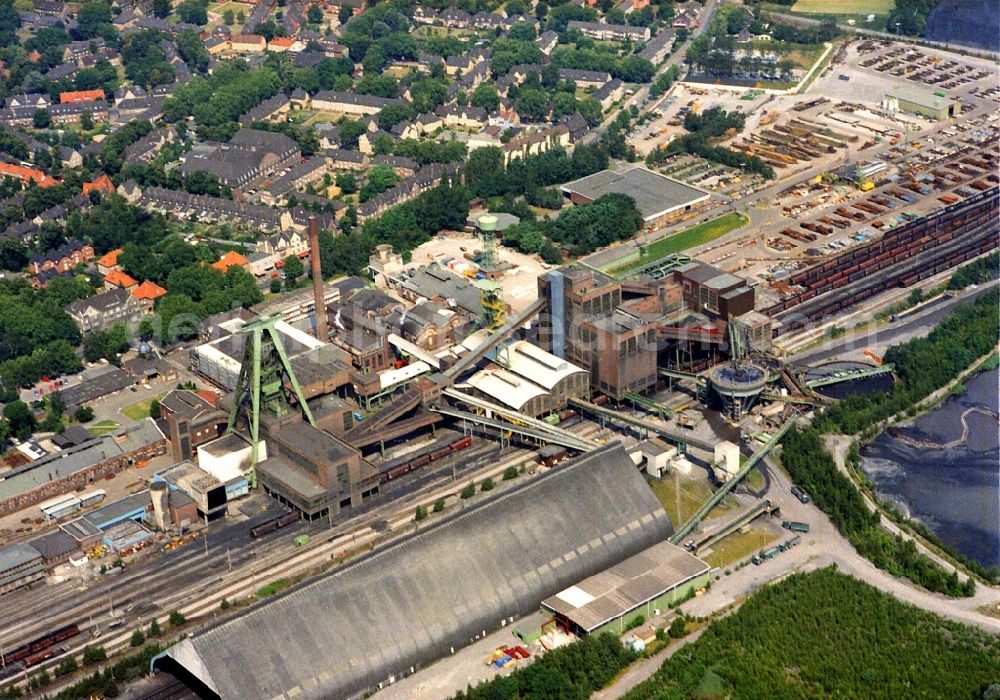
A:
[[537, 261, 761, 399], [884, 87, 959, 120], [463, 340, 588, 417], [561, 167, 711, 231], [0, 543, 45, 595], [541, 541, 710, 636], [153, 443, 673, 699]]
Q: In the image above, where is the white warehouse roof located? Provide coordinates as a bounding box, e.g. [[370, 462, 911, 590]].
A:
[[466, 367, 548, 411], [495, 340, 586, 391]]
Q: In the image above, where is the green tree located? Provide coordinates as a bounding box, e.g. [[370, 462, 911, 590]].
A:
[[3, 400, 36, 440], [148, 618, 161, 637], [130, 628, 146, 647], [307, 4, 323, 23], [152, 0, 171, 18], [480, 477, 494, 492], [74, 406, 94, 422], [432, 498, 445, 513], [358, 163, 399, 202], [148, 398, 161, 420], [282, 255, 305, 282], [460, 482, 476, 499], [470, 84, 500, 113], [80, 112, 94, 131], [82, 645, 107, 665], [668, 615, 687, 638], [54, 656, 78, 677], [414, 504, 428, 521], [32, 108, 51, 129], [269, 278, 282, 294], [168, 610, 186, 627], [503, 466, 518, 480], [224, 8, 235, 25]]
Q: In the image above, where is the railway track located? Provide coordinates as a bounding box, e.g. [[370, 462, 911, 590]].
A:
[[1, 422, 607, 692]]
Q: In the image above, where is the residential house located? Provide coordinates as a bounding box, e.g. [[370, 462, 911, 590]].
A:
[[66, 288, 141, 333], [27, 239, 94, 275], [130, 280, 168, 312], [311, 91, 397, 117], [96, 248, 123, 276], [104, 269, 138, 292], [593, 78, 625, 109], [82, 174, 115, 197], [559, 68, 611, 89], [434, 104, 487, 129], [502, 124, 571, 163], [211, 251, 251, 274], [59, 89, 105, 104], [639, 29, 676, 63], [566, 21, 650, 42]]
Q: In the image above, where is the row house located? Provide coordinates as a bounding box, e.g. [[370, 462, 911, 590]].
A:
[[27, 239, 95, 275], [63, 39, 107, 61], [18, 10, 74, 28], [124, 126, 175, 164], [566, 20, 651, 43], [0, 162, 58, 187], [371, 155, 418, 177], [239, 93, 292, 125], [110, 96, 165, 125], [559, 68, 611, 89], [356, 164, 455, 221], [326, 148, 368, 170], [502, 124, 570, 164], [139, 186, 293, 231], [309, 91, 398, 117], [257, 156, 329, 206], [434, 104, 487, 129], [257, 229, 309, 260], [5, 93, 50, 110]]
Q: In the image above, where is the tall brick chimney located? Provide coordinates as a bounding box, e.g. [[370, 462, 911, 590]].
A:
[[308, 216, 328, 342]]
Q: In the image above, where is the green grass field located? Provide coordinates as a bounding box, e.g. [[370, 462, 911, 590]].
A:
[[647, 475, 738, 527], [791, 0, 894, 13], [122, 394, 165, 421], [90, 419, 119, 436], [613, 212, 748, 275], [702, 525, 780, 568]]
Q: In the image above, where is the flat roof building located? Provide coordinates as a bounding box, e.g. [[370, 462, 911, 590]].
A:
[[0, 543, 44, 595], [885, 87, 959, 121], [542, 540, 710, 636], [561, 167, 710, 231]]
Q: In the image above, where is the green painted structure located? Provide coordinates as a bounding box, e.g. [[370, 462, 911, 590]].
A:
[[226, 314, 316, 488]]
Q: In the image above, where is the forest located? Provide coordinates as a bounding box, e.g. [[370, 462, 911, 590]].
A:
[[780, 425, 975, 596], [450, 632, 637, 700], [815, 290, 999, 435], [621, 568, 1000, 700]]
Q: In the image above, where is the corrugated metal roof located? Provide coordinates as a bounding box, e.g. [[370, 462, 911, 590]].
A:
[[156, 443, 672, 699]]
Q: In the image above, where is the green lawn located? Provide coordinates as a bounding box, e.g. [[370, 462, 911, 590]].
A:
[[122, 394, 166, 421], [90, 419, 119, 436], [647, 475, 738, 528], [612, 212, 748, 275], [792, 0, 894, 13], [702, 525, 780, 568]]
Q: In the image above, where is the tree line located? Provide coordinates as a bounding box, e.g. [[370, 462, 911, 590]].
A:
[[621, 567, 1000, 700]]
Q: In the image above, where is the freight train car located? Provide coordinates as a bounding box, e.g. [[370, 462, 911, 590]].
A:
[[6, 623, 79, 665], [379, 435, 474, 485], [249, 511, 300, 539]]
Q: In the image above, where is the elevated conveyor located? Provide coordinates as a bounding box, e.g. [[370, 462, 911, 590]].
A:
[[567, 398, 716, 452], [429, 406, 599, 452], [669, 419, 794, 544]]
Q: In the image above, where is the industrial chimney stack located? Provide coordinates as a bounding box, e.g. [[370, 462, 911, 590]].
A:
[[308, 216, 328, 342]]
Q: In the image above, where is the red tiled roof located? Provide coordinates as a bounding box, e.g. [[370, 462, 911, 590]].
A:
[[131, 280, 168, 301], [60, 89, 105, 104], [105, 269, 138, 288]]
